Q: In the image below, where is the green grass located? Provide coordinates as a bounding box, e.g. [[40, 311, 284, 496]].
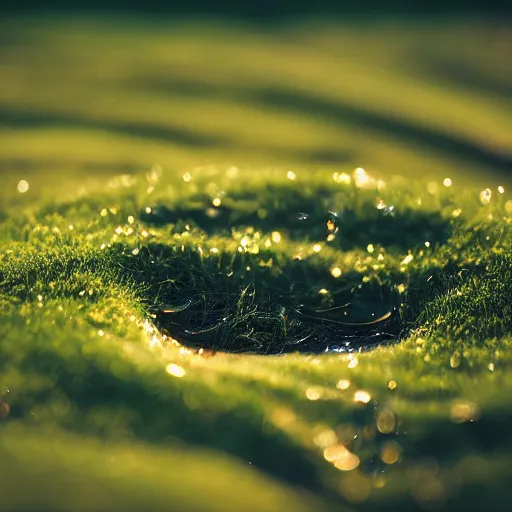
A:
[[1, 15, 512, 511]]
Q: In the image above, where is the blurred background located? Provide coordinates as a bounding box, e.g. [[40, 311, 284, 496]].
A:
[[0, 1, 511, 204], [2, 0, 512, 17]]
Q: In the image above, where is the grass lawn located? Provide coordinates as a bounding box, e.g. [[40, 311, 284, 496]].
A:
[[1, 15, 512, 511]]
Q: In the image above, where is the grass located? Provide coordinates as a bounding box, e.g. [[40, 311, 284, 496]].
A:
[[1, 14, 512, 511]]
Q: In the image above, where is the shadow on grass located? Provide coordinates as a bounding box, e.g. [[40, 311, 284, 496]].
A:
[[132, 76, 512, 177], [0, 107, 228, 148], [0, 107, 356, 165], [142, 184, 451, 252], [410, 52, 512, 101], [252, 87, 512, 175]]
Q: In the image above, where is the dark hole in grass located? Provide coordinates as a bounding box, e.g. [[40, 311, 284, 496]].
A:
[[121, 243, 405, 354], [131, 189, 452, 353]]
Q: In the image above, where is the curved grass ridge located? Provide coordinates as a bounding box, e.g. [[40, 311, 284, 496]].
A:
[[2, 167, 512, 510]]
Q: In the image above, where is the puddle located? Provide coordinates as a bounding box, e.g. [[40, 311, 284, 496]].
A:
[[155, 280, 401, 354]]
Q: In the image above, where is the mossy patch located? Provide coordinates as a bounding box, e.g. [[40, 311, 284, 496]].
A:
[[1, 15, 512, 512], [2, 163, 512, 510]]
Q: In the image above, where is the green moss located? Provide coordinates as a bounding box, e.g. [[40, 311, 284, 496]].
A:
[[2, 165, 512, 510], [1, 15, 512, 511]]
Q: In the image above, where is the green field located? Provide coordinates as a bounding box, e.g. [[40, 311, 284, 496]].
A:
[[1, 16, 512, 511]]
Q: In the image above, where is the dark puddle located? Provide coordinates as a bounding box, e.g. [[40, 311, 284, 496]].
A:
[[121, 242, 405, 355]]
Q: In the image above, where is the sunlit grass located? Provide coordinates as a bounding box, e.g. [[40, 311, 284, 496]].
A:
[[1, 15, 512, 511], [2, 161, 512, 509]]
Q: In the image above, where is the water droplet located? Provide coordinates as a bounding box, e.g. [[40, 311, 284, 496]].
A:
[[380, 441, 401, 464], [297, 212, 309, 220], [166, 363, 186, 378], [327, 211, 339, 233], [383, 205, 396, 217], [331, 267, 342, 278], [17, 180, 29, 193], [354, 390, 371, 404], [271, 231, 282, 244], [480, 188, 492, 205], [336, 379, 351, 390], [450, 400, 480, 423], [377, 409, 396, 433], [306, 387, 321, 400], [353, 167, 371, 188], [400, 254, 414, 265]]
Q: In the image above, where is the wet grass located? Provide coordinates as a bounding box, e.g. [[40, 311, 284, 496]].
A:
[[1, 15, 512, 512], [2, 165, 512, 510]]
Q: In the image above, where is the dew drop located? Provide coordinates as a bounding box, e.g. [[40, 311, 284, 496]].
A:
[[480, 188, 492, 205], [17, 180, 29, 193]]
